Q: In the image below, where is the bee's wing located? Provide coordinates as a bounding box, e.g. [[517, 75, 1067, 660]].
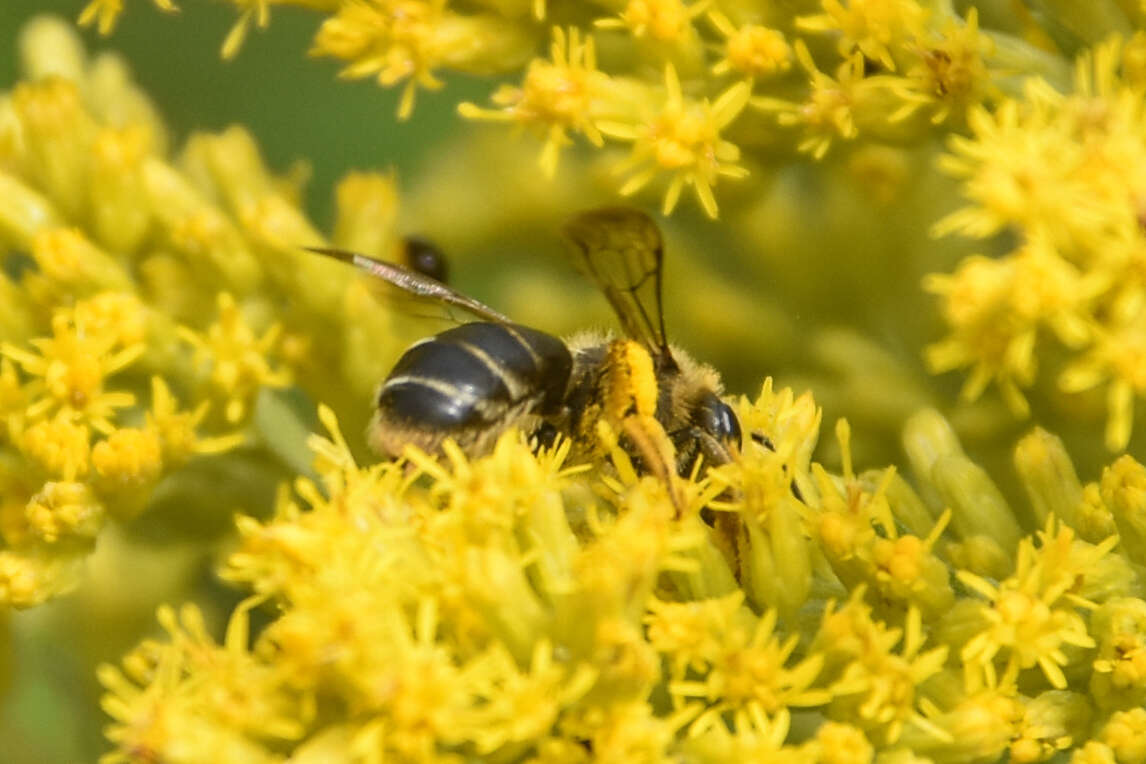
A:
[[306, 246, 512, 325], [563, 207, 676, 369]]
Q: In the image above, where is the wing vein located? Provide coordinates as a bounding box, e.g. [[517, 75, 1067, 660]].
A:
[[562, 208, 675, 366]]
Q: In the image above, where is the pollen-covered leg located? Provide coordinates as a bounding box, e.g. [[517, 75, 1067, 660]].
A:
[[601, 339, 686, 514]]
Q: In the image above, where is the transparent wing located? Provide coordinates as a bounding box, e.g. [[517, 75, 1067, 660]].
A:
[[563, 207, 675, 368], [305, 246, 512, 324]]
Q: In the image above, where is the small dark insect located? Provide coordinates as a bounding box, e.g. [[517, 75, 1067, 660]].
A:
[[308, 208, 742, 480], [400, 235, 449, 283]]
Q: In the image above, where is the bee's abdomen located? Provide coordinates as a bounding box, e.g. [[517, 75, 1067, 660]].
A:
[[376, 378, 483, 428], [376, 322, 572, 432]]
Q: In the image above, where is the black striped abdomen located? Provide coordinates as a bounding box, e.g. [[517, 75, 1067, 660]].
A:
[[376, 322, 572, 433]]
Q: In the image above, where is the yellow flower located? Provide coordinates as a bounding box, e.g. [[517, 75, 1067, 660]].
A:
[[17, 415, 91, 481], [72, 293, 150, 350], [1072, 741, 1118, 764], [1012, 428, 1117, 543], [897, 8, 996, 125], [958, 522, 1106, 690], [898, 687, 1023, 762], [708, 12, 793, 80], [596, 0, 709, 43], [0, 359, 25, 428], [91, 426, 163, 500], [310, 0, 446, 119], [460, 27, 610, 178], [933, 98, 1104, 248], [95, 393, 1146, 758], [25, 227, 133, 299], [220, 0, 272, 59], [78, 0, 177, 36], [869, 515, 954, 616], [331, 170, 399, 254], [928, 38, 1146, 447], [0, 547, 85, 608], [797, 0, 928, 72], [663, 592, 830, 737], [1098, 708, 1146, 763], [467, 639, 598, 754], [2, 307, 144, 434], [754, 41, 892, 159], [77, 0, 126, 36], [925, 237, 1104, 417], [24, 480, 104, 544], [88, 123, 156, 253], [355, 598, 481, 759], [901, 411, 1029, 580], [1009, 691, 1090, 763], [598, 65, 750, 218], [178, 292, 291, 424], [311, 0, 534, 119], [1060, 303, 1146, 451], [804, 721, 874, 764], [1090, 597, 1146, 710], [8, 77, 97, 221], [146, 376, 244, 466], [1100, 455, 1146, 565], [560, 699, 692, 762], [99, 600, 307, 764], [679, 706, 792, 761], [813, 593, 949, 745]]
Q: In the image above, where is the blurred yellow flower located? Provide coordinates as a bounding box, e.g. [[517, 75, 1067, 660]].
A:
[[177, 292, 291, 425], [596, 0, 708, 43], [798, 0, 928, 72], [708, 12, 793, 81], [311, 0, 534, 118], [754, 41, 890, 159], [78, 0, 176, 36], [930, 37, 1146, 449]]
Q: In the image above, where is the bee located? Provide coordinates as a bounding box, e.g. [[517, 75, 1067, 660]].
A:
[[308, 207, 741, 481]]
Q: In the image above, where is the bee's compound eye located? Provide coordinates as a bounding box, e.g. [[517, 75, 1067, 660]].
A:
[[403, 236, 449, 283], [696, 392, 741, 450]]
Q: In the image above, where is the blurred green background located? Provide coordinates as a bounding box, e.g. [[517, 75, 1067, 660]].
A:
[[0, 0, 485, 229]]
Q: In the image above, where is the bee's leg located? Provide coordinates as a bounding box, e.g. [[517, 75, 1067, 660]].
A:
[[671, 429, 700, 476], [666, 425, 743, 574], [619, 415, 686, 518], [670, 426, 733, 476]]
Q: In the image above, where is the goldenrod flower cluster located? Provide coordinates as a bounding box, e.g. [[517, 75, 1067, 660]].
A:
[[928, 37, 1146, 453], [79, 0, 1003, 219], [98, 388, 1146, 762], [1, 1, 1146, 762], [0, 17, 413, 608]]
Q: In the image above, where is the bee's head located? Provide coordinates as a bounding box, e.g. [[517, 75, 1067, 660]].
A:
[[693, 390, 742, 453]]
